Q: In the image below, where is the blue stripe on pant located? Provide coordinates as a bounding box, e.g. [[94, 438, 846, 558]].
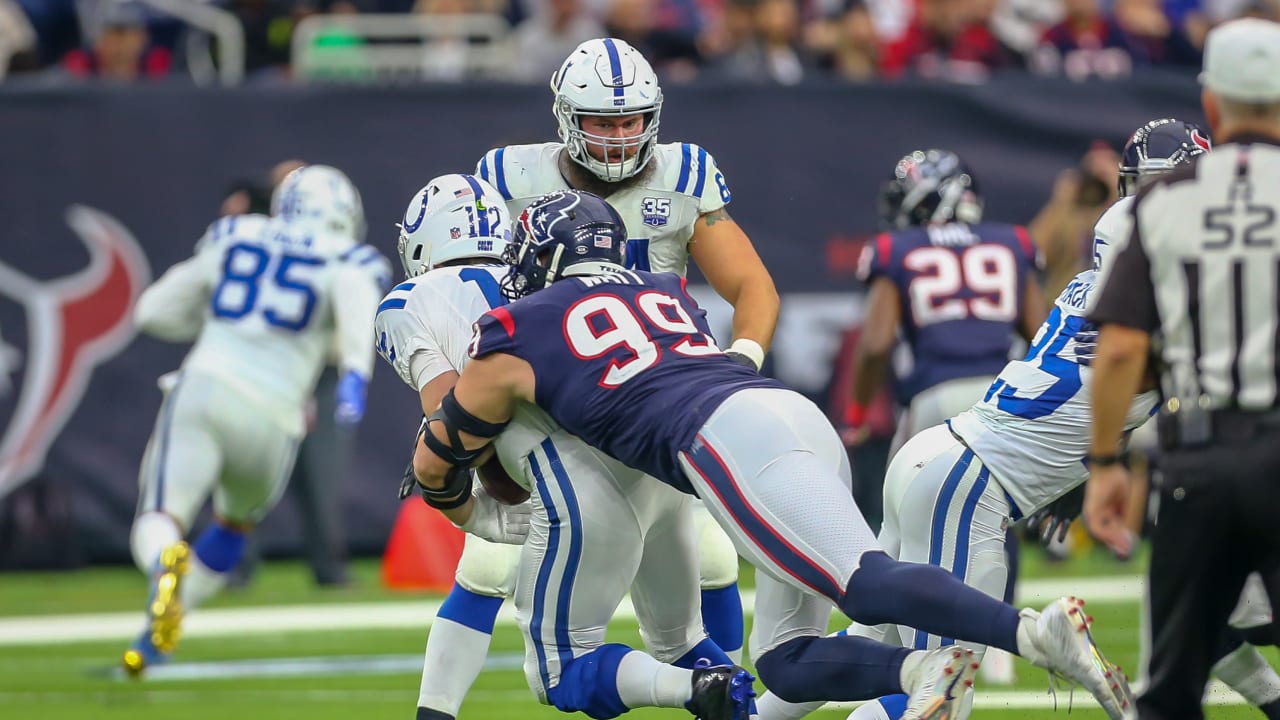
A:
[[149, 373, 186, 512], [528, 438, 583, 695], [685, 435, 844, 602], [915, 449, 988, 649]]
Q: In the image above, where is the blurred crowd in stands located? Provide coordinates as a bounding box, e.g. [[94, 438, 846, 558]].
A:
[[0, 0, 1275, 84]]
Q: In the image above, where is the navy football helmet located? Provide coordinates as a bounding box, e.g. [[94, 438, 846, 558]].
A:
[[501, 190, 628, 300], [878, 149, 984, 230], [1118, 118, 1211, 197]]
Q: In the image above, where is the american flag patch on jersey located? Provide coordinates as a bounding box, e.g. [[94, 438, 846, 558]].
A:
[[454, 187, 472, 198], [594, 233, 612, 248]]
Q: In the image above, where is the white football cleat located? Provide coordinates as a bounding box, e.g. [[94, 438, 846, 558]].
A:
[[902, 646, 978, 720], [1032, 596, 1136, 720]]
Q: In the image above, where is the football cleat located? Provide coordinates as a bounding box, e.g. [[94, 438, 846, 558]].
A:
[[685, 658, 756, 720], [121, 631, 167, 679], [1030, 596, 1136, 720], [145, 542, 190, 654], [902, 646, 978, 720]]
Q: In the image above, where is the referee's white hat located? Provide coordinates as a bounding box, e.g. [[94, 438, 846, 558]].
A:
[[1199, 18, 1280, 102]]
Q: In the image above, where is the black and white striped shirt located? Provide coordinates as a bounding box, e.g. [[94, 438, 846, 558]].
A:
[[1091, 133, 1280, 411]]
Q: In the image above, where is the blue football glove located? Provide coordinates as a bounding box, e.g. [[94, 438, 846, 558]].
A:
[[334, 370, 368, 427]]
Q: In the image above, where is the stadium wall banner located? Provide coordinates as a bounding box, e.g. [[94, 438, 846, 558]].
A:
[[0, 76, 1200, 564]]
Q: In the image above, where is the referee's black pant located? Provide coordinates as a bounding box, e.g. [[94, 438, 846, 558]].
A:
[[1139, 414, 1280, 719]]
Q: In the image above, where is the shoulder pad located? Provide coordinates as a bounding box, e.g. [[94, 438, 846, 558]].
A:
[[654, 142, 731, 213], [476, 143, 561, 202], [197, 213, 271, 252]]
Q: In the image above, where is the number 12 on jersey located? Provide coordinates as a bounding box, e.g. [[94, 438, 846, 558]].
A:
[[565, 291, 719, 388]]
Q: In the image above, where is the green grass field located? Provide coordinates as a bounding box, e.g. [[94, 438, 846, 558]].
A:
[[0, 544, 1266, 719]]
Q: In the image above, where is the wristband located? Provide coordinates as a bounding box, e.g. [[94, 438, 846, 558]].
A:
[[1087, 453, 1124, 468], [728, 338, 765, 371]]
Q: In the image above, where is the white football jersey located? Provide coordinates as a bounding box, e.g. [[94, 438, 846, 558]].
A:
[[476, 142, 731, 276], [1091, 196, 1134, 290], [134, 214, 386, 434], [373, 264, 557, 488], [948, 269, 1159, 515]]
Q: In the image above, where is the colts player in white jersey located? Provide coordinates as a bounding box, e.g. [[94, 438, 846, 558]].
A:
[[375, 175, 751, 720], [469, 37, 779, 677], [121, 165, 386, 676]]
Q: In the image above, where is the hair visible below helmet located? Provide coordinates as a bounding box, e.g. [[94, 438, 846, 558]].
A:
[[271, 164, 366, 244], [1118, 118, 1212, 197], [501, 190, 628, 300], [397, 174, 512, 278], [550, 38, 663, 183], [878, 149, 984, 230]]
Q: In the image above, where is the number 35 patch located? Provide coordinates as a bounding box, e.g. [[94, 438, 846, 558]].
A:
[[642, 197, 670, 228]]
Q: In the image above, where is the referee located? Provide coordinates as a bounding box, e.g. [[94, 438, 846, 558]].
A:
[[1084, 18, 1280, 719]]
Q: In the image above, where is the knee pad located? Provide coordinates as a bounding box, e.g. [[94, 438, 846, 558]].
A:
[[695, 507, 739, 588], [455, 536, 521, 597], [544, 644, 631, 720]]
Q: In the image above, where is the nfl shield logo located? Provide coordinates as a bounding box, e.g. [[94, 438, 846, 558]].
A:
[[450, 227, 461, 239]]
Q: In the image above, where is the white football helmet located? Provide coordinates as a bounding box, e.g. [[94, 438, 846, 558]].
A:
[[397, 174, 512, 278], [550, 38, 663, 183], [271, 164, 366, 245]]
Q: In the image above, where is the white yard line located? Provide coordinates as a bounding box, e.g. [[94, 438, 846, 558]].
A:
[[0, 574, 1146, 647], [0, 685, 1248, 708]]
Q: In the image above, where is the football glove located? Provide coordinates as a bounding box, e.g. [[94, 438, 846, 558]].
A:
[[457, 484, 532, 545], [334, 369, 368, 426], [1028, 484, 1085, 547]]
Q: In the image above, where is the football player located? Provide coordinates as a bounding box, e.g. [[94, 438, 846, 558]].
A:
[[411, 189, 1138, 720], [848, 149, 1045, 454], [376, 175, 752, 720], [121, 165, 387, 675], [427, 36, 777, 708]]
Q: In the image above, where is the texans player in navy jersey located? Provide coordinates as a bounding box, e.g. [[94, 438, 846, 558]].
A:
[[849, 149, 1045, 453], [847, 150, 1046, 687], [407, 190, 1136, 720]]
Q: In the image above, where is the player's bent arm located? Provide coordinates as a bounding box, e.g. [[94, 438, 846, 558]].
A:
[[134, 258, 211, 342], [412, 353, 534, 489], [1018, 274, 1048, 342], [332, 264, 382, 380], [418, 369, 461, 416], [1088, 324, 1150, 459], [850, 277, 900, 411], [688, 208, 780, 360]]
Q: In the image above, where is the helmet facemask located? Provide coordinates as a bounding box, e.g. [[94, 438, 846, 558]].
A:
[[555, 97, 663, 183]]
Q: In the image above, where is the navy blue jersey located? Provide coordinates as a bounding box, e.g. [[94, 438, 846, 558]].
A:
[[857, 221, 1040, 402], [470, 270, 785, 493]]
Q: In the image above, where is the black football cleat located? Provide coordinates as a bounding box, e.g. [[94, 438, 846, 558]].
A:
[[685, 659, 756, 720]]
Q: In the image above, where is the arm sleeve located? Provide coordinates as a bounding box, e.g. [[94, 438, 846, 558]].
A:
[[332, 262, 382, 379], [133, 255, 213, 342], [1088, 201, 1160, 333]]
